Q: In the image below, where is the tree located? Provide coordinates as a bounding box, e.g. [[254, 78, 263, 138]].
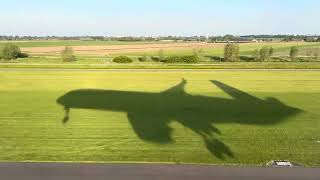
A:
[[259, 46, 272, 61], [0, 43, 21, 60], [158, 49, 164, 62], [223, 34, 235, 41], [61, 46, 76, 62], [269, 47, 274, 57], [289, 47, 299, 61], [253, 49, 260, 61], [138, 55, 147, 62], [224, 43, 239, 62], [314, 48, 319, 61], [193, 48, 203, 58]]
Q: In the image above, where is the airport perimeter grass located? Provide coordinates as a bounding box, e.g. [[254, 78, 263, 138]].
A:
[[1, 62, 320, 69], [0, 70, 319, 166]]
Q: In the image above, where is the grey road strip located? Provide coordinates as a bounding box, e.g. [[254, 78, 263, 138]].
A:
[[1, 68, 320, 72], [0, 163, 319, 180]]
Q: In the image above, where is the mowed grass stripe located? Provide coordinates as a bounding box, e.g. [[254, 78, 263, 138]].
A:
[[0, 70, 320, 166]]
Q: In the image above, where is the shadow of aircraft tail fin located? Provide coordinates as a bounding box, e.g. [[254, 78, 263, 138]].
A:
[[162, 78, 187, 94], [211, 80, 261, 101]]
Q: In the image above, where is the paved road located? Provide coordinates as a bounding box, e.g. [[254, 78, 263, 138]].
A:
[[0, 163, 319, 180]]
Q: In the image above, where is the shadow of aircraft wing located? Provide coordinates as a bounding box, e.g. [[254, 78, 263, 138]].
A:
[[211, 80, 261, 102], [204, 137, 234, 159]]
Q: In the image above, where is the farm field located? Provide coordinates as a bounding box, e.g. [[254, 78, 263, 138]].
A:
[[18, 41, 318, 56], [0, 69, 319, 166], [0, 40, 319, 67], [1, 40, 320, 67], [0, 40, 172, 47]]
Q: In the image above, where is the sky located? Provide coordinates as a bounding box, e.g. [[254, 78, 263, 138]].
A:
[[0, 0, 319, 36]]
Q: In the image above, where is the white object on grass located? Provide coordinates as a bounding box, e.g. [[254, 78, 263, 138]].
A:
[[267, 160, 294, 167]]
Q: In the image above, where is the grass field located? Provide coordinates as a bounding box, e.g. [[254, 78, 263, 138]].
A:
[[2, 62, 320, 69], [19, 41, 319, 57], [0, 40, 170, 47], [0, 70, 319, 166]]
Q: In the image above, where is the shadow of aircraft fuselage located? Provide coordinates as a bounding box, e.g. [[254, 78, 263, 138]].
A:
[[56, 80, 302, 159]]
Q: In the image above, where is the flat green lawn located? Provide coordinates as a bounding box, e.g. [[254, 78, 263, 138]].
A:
[[2, 62, 320, 69], [0, 70, 319, 166]]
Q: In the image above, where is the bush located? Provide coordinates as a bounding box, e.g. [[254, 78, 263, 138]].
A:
[[151, 56, 161, 62], [138, 55, 147, 62], [113, 56, 133, 63], [164, 56, 181, 63], [0, 43, 22, 60], [18, 52, 29, 58], [224, 43, 239, 61], [165, 55, 199, 64], [61, 46, 76, 62], [239, 56, 255, 62]]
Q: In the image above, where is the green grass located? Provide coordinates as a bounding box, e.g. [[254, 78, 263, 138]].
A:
[[124, 42, 320, 57], [0, 70, 319, 166], [1, 62, 320, 69], [6, 56, 112, 64]]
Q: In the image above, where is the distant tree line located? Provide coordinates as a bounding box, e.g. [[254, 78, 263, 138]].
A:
[[208, 35, 320, 43], [1, 35, 319, 42]]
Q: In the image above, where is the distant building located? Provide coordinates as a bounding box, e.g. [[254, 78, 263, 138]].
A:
[[80, 37, 94, 41], [251, 39, 264, 43]]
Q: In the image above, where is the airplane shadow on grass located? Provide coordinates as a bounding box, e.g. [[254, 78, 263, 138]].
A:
[[56, 80, 302, 159]]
